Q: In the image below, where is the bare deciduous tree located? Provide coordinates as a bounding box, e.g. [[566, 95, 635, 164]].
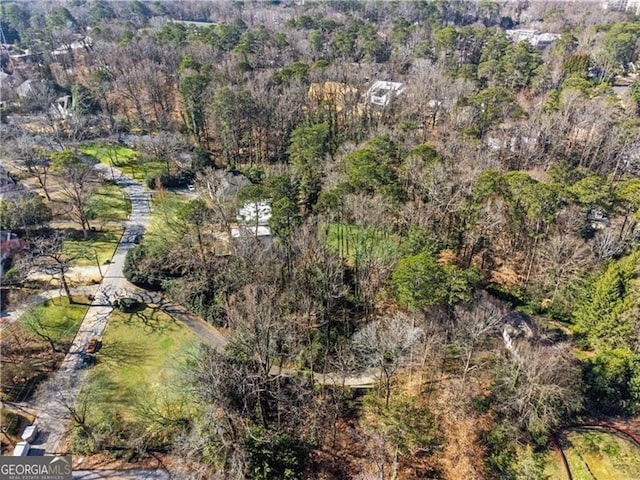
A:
[[452, 296, 504, 382], [497, 341, 583, 437], [226, 283, 286, 380], [21, 311, 64, 353], [136, 131, 188, 175], [592, 228, 628, 260], [536, 234, 592, 302], [50, 151, 100, 239], [22, 234, 75, 301], [353, 312, 423, 407]]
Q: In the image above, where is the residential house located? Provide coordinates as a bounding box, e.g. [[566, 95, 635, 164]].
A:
[[230, 200, 273, 242], [366, 80, 405, 107]]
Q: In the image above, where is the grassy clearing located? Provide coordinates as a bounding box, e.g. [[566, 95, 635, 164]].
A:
[[64, 230, 121, 267], [546, 429, 640, 480], [80, 144, 166, 183], [82, 306, 198, 424], [88, 183, 131, 222], [18, 296, 89, 343], [63, 182, 129, 268], [542, 449, 566, 480], [0, 297, 89, 401], [144, 191, 188, 249], [324, 222, 399, 264]]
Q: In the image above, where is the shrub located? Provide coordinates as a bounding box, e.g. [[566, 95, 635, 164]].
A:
[[123, 245, 165, 290], [146, 170, 195, 190], [245, 427, 307, 480], [0, 409, 20, 436]]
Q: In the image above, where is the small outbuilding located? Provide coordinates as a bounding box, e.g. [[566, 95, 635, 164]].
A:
[[12, 441, 30, 456]]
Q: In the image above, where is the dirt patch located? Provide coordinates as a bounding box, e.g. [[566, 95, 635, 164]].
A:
[[71, 451, 176, 471], [0, 323, 66, 402], [0, 297, 89, 402]]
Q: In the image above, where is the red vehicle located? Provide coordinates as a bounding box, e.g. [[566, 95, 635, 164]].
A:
[[86, 337, 101, 354]]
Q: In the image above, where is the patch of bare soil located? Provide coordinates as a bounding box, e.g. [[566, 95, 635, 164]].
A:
[[70, 451, 180, 472], [602, 416, 640, 444], [431, 378, 491, 480], [0, 302, 87, 403], [306, 417, 369, 480]]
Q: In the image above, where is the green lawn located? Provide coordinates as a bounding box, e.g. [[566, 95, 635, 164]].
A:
[[324, 222, 399, 264], [545, 429, 640, 480], [63, 182, 129, 268], [64, 230, 121, 267], [83, 306, 198, 423], [542, 449, 566, 480], [88, 183, 131, 222], [80, 144, 167, 183], [145, 191, 188, 249], [18, 296, 89, 343], [1, 297, 89, 401]]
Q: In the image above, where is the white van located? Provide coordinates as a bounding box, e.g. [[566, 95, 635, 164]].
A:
[[12, 441, 30, 456]]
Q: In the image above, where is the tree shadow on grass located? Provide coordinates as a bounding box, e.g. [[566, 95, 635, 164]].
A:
[[86, 369, 122, 406], [122, 305, 178, 335], [97, 338, 146, 368]]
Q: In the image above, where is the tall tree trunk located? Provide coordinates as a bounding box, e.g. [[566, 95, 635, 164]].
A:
[[60, 270, 74, 304]]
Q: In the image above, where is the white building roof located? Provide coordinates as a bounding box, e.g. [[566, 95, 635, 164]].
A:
[[21, 425, 37, 443], [230, 225, 272, 238], [237, 201, 271, 226], [366, 80, 405, 107], [505, 29, 560, 48], [12, 441, 30, 456]]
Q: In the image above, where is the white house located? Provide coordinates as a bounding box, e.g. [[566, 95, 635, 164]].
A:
[[230, 225, 272, 239], [237, 201, 272, 226], [231, 200, 273, 242], [505, 29, 560, 49], [366, 80, 406, 107]]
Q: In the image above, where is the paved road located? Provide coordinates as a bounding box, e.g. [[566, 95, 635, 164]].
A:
[[29, 165, 152, 455]]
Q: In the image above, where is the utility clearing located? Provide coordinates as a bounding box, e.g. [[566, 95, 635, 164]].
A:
[[545, 427, 640, 480]]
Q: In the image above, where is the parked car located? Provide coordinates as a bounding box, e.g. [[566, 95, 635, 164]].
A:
[[85, 337, 101, 354], [79, 353, 96, 368], [122, 233, 142, 244]]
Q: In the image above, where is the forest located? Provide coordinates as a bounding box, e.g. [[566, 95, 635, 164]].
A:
[[1, 0, 640, 479]]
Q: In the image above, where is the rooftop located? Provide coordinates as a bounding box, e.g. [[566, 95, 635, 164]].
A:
[[366, 80, 405, 107], [237, 200, 272, 226]]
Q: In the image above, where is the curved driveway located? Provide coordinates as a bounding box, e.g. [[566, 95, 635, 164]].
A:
[[26, 163, 378, 458]]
